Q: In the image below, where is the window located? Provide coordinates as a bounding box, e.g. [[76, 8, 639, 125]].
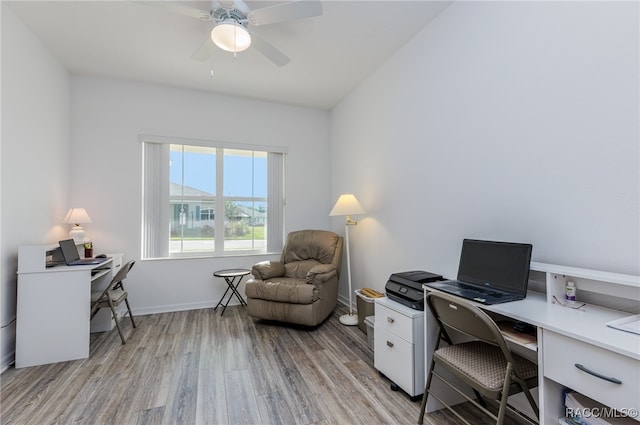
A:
[[141, 136, 285, 258]]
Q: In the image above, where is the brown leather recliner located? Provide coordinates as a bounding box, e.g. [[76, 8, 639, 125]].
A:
[[245, 229, 344, 326]]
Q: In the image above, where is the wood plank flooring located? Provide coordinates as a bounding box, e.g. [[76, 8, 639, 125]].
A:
[[1, 304, 530, 425]]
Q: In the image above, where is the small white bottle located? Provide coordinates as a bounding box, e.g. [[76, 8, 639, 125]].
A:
[[565, 281, 577, 305]]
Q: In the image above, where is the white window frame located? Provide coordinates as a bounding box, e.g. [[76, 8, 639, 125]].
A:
[[141, 134, 286, 259]]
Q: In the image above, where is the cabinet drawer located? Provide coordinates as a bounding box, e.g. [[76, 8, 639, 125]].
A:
[[374, 327, 416, 395], [375, 303, 414, 342], [111, 255, 123, 272], [543, 330, 639, 412]]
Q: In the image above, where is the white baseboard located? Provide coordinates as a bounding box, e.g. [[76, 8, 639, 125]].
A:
[[132, 300, 232, 316], [132, 295, 359, 320], [337, 294, 356, 311], [1, 319, 16, 372], [1, 351, 14, 373], [136, 296, 358, 317]]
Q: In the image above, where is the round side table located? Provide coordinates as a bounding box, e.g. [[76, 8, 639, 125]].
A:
[[213, 268, 250, 316]]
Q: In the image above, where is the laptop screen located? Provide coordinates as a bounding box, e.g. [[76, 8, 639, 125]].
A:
[[59, 239, 81, 263], [457, 239, 533, 295]]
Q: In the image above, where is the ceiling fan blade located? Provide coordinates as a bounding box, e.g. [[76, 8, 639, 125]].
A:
[[191, 37, 215, 61], [250, 34, 290, 67], [248, 0, 323, 26], [135, 1, 211, 21]]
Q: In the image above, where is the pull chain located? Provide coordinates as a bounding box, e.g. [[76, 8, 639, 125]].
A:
[[233, 23, 237, 59], [209, 50, 214, 78]]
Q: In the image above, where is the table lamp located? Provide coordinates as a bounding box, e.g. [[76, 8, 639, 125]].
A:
[[330, 194, 365, 326], [63, 208, 92, 244]]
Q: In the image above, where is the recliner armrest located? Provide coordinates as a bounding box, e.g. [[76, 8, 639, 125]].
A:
[[306, 264, 337, 284], [252, 261, 286, 280]]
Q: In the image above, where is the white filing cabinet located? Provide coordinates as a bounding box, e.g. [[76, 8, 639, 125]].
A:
[[374, 297, 425, 399]]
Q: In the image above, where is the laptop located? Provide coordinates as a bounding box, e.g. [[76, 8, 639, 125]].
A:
[[58, 239, 108, 266], [424, 239, 533, 305]]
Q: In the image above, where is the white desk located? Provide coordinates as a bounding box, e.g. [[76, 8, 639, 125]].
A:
[[423, 262, 640, 425], [16, 245, 123, 368]]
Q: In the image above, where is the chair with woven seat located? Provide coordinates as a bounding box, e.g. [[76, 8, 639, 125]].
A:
[[418, 291, 539, 425], [90, 260, 136, 344]]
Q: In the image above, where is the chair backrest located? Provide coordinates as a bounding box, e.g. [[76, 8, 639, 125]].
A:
[[91, 260, 135, 318], [281, 230, 343, 279], [112, 260, 135, 287], [93, 260, 135, 305], [426, 291, 513, 361]]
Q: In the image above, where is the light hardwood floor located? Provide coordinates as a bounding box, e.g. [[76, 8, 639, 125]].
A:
[[1, 304, 529, 425]]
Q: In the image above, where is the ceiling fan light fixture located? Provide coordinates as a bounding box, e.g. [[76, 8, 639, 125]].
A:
[[211, 19, 251, 53]]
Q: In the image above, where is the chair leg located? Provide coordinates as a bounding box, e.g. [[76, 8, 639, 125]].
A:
[[108, 301, 127, 344], [517, 379, 540, 420], [124, 298, 136, 328], [473, 389, 488, 408], [418, 358, 437, 425], [524, 391, 539, 420], [497, 366, 513, 425]]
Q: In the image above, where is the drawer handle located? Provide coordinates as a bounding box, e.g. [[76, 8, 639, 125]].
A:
[[387, 317, 395, 324], [386, 341, 394, 348], [574, 363, 622, 384]]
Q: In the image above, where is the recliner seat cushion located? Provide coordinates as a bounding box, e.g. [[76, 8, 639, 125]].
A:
[[245, 278, 318, 304]]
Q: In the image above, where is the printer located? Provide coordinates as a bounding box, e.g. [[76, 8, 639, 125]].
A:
[[385, 270, 444, 310]]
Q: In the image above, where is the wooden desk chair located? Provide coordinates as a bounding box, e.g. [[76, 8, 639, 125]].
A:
[[90, 260, 136, 344], [417, 291, 539, 425]]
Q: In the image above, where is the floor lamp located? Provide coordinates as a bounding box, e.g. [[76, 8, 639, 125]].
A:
[[330, 194, 365, 326]]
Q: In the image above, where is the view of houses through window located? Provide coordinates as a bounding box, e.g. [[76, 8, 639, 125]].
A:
[[142, 137, 284, 259], [169, 145, 268, 254]]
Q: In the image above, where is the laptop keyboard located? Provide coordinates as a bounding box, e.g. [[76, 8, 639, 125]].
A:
[[452, 281, 503, 298]]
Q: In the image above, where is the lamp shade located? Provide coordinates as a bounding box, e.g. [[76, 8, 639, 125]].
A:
[[329, 194, 365, 217], [63, 208, 92, 225], [64, 208, 92, 244], [211, 20, 251, 53]]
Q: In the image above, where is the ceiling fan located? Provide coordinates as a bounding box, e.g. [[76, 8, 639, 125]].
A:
[[146, 0, 323, 67]]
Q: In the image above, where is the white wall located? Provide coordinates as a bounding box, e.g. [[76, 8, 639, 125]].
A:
[[3, 0, 637, 370], [70, 76, 331, 315], [331, 1, 639, 299], [1, 8, 331, 369], [1, 5, 71, 369]]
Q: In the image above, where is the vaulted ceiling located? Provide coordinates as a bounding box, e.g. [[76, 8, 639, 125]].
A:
[[6, 1, 450, 109]]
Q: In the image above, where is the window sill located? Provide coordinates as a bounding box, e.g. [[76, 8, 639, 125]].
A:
[[141, 252, 281, 262]]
